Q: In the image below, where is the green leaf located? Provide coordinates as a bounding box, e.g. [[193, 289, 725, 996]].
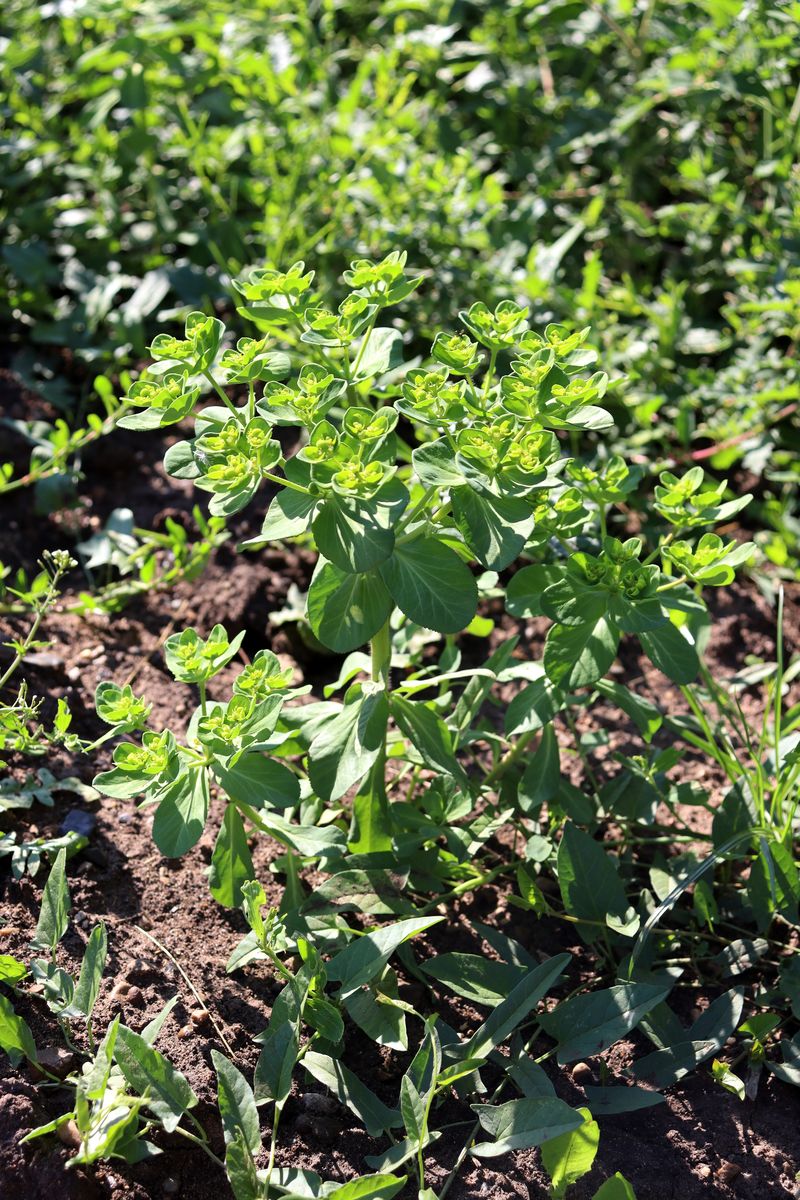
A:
[[592, 1173, 638, 1200], [459, 953, 570, 1062], [307, 561, 393, 653], [152, 768, 209, 857], [541, 1106, 599, 1197], [583, 1085, 665, 1114], [306, 996, 345, 1043], [82, 1016, 121, 1099], [354, 328, 404, 381], [253, 810, 346, 858], [141, 995, 180, 1047], [557, 824, 628, 943], [327, 1174, 407, 1200], [594, 680, 662, 742], [224, 1129, 261, 1200], [379, 538, 477, 634], [518, 725, 560, 813], [506, 1053, 556, 1099], [391, 696, 469, 790], [30, 847, 70, 953], [209, 805, 254, 907], [542, 577, 609, 626], [631, 1039, 729, 1088], [748, 839, 799, 930], [419, 953, 526, 1006], [632, 989, 744, 1087], [506, 565, 563, 618], [301, 868, 414, 916], [345, 977, 408, 1051], [302, 1051, 401, 1136], [639, 623, 699, 684], [451, 486, 536, 571], [471, 1097, 582, 1157], [327, 916, 444, 996], [68, 922, 108, 1020], [213, 757, 300, 810], [0, 956, 27, 985], [240, 488, 318, 550], [0, 993, 37, 1065], [544, 618, 619, 689], [400, 1074, 425, 1142], [313, 495, 396, 574], [212, 1049, 261, 1155], [254, 1020, 298, 1107], [504, 672, 563, 736], [349, 772, 394, 856], [412, 440, 466, 489], [308, 688, 389, 802], [540, 982, 672, 1064], [114, 1024, 197, 1132]]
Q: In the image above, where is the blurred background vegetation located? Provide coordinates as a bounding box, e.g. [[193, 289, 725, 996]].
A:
[[1, 0, 799, 573]]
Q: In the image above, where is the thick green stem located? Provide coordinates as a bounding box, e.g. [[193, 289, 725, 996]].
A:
[[371, 621, 392, 684]]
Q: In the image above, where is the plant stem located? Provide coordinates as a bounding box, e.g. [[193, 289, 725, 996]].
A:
[[175, 1124, 225, 1170], [264, 1104, 281, 1200], [262, 469, 313, 496], [0, 568, 64, 692], [483, 729, 537, 788], [203, 370, 246, 423], [371, 620, 392, 685], [349, 308, 380, 382], [482, 348, 498, 400]]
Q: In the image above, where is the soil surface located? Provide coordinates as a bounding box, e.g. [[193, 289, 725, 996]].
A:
[[2, 369, 800, 1200]]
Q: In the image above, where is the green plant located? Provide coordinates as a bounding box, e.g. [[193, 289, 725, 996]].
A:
[[70, 504, 229, 615], [80, 260, 793, 1192], [1, 851, 224, 1169], [0, 550, 77, 761], [95, 261, 755, 881]]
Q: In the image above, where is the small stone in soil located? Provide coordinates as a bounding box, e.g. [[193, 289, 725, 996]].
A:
[[60, 809, 96, 838], [716, 1161, 741, 1183], [32, 1046, 76, 1079], [25, 651, 65, 671], [189, 1008, 210, 1027], [571, 1062, 592, 1085], [697, 1165, 711, 1179], [110, 981, 132, 1002], [294, 1114, 342, 1143], [57, 1119, 81, 1148], [300, 1092, 340, 1115]]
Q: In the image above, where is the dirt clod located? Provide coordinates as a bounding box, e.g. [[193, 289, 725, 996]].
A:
[[571, 1062, 593, 1085], [716, 1161, 742, 1183], [57, 1119, 81, 1148]]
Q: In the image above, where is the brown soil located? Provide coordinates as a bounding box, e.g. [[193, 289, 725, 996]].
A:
[[2, 371, 800, 1200]]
